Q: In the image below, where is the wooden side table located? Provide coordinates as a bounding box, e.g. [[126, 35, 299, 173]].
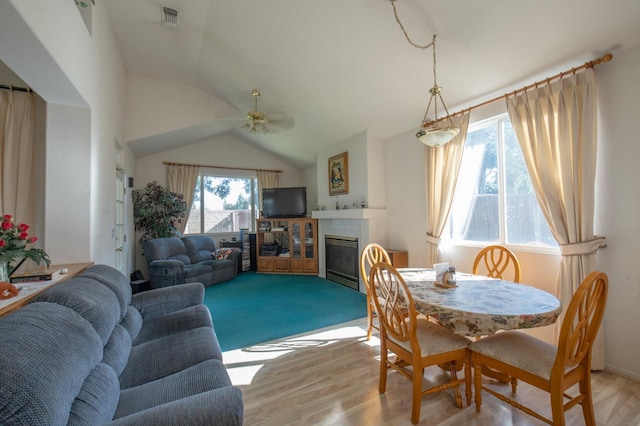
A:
[[0, 262, 93, 317], [386, 249, 408, 268]]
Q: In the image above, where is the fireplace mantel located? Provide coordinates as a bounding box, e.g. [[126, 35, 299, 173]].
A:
[[311, 208, 386, 220]]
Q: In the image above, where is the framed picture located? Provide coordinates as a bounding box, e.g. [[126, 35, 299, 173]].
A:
[[328, 152, 349, 195]]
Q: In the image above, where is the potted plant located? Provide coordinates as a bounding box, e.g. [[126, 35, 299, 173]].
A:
[[132, 181, 188, 245]]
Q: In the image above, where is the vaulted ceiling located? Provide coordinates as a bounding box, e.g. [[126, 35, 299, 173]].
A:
[[104, 0, 640, 169]]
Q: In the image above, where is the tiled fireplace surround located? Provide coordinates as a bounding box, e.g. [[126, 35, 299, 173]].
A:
[[312, 209, 387, 294]]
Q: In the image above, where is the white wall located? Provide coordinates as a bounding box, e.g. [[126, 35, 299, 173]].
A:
[[385, 129, 429, 261], [44, 104, 91, 263], [593, 44, 640, 382], [301, 165, 318, 214], [0, 0, 133, 270], [316, 130, 385, 211]]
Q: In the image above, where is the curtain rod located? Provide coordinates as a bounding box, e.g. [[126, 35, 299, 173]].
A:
[[163, 161, 282, 174], [0, 84, 32, 93], [424, 52, 613, 127]]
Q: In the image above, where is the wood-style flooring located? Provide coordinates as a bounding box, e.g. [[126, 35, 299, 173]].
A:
[[223, 318, 640, 425]]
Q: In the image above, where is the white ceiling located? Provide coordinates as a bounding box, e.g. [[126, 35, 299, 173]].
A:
[[104, 0, 640, 169]]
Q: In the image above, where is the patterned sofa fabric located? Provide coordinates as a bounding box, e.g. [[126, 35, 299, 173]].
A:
[[143, 236, 239, 289], [0, 264, 243, 425]]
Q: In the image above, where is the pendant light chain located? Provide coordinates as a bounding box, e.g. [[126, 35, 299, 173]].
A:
[[390, 0, 435, 50], [431, 36, 439, 123]]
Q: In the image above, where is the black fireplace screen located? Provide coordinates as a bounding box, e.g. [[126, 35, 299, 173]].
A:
[[325, 236, 359, 291]]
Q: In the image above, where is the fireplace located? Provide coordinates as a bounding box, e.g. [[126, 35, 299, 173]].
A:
[[325, 235, 359, 291]]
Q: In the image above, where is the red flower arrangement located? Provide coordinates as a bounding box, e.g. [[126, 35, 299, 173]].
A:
[[0, 214, 50, 275]]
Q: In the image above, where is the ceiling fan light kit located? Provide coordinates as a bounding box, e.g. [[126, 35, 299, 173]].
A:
[[242, 89, 268, 134], [390, 0, 460, 147]]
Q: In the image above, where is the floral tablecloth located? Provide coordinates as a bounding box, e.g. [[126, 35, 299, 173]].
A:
[[398, 268, 562, 337]]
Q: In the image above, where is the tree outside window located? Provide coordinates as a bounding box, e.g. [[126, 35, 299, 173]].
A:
[[185, 174, 258, 234]]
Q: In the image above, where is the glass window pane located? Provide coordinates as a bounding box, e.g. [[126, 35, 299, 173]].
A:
[[185, 178, 203, 234], [503, 121, 557, 247], [447, 123, 500, 243], [185, 175, 257, 234]]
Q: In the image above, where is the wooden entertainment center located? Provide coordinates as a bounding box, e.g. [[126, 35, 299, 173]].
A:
[[256, 218, 318, 274]]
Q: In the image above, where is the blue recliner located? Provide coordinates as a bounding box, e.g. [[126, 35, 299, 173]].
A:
[[143, 236, 239, 289]]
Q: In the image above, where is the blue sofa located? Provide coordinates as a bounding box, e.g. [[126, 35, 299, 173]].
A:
[[143, 236, 240, 289], [0, 264, 243, 425]]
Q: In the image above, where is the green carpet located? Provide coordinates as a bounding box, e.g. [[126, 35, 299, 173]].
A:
[[203, 272, 367, 351]]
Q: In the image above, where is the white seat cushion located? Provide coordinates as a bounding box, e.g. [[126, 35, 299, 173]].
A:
[[470, 331, 556, 380], [390, 318, 470, 356]]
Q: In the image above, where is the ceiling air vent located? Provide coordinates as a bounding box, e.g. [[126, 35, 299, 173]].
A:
[[161, 5, 178, 29]]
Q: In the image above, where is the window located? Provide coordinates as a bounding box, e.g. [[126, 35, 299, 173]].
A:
[[185, 172, 258, 234], [444, 114, 557, 248]]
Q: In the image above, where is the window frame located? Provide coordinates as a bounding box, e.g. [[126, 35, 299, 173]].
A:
[[185, 168, 258, 235], [443, 113, 559, 255]]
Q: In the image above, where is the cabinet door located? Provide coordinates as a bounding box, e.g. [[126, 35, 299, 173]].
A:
[[303, 221, 314, 259], [258, 256, 274, 271], [274, 257, 290, 272], [303, 220, 317, 273], [291, 221, 302, 260]]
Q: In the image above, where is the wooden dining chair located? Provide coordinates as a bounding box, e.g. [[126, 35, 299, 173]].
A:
[[470, 271, 608, 426], [359, 243, 391, 340], [472, 244, 521, 282], [370, 261, 471, 425]]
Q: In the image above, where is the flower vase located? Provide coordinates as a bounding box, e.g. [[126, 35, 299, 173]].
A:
[[0, 261, 9, 283]]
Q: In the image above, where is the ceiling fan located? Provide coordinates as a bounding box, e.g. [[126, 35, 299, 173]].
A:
[[240, 89, 294, 135]]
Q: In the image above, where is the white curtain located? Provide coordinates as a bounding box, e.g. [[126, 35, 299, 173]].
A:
[[257, 170, 280, 212], [167, 164, 200, 234], [0, 90, 35, 223], [425, 113, 470, 266], [507, 68, 606, 369]]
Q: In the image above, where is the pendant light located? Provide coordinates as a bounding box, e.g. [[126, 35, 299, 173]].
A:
[[390, 0, 459, 147]]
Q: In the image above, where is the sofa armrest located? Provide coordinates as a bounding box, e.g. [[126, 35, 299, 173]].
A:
[[108, 386, 243, 426], [148, 259, 185, 288], [225, 250, 241, 275], [131, 282, 205, 320]]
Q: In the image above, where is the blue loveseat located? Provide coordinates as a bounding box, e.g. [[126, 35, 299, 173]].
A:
[[0, 264, 243, 425], [143, 236, 240, 289]]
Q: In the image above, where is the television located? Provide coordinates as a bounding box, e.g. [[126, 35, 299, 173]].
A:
[[262, 187, 307, 218]]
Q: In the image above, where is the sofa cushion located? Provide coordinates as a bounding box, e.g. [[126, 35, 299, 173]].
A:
[[31, 278, 121, 346], [109, 387, 243, 426], [133, 304, 213, 345], [200, 258, 235, 271], [103, 324, 133, 376], [182, 235, 217, 264], [114, 359, 232, 418], [68, 363, 120, 425], [184, 263, 213, 279], [120, 326, 223, 388], [120, 305, 143, 341], [143, 238, 192, 265], [0, 303, 103, 425], [78, 264, 133, 319], [130, 283, 205, 321]]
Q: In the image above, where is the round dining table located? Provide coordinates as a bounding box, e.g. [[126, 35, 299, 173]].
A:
[[397, 268, 562, 337]]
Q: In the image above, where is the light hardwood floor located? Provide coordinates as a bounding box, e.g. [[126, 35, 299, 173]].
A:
[[223, 318, 640, 425]]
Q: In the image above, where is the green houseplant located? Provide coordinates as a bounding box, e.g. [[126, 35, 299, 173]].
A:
[[132, 181, 188, 245]]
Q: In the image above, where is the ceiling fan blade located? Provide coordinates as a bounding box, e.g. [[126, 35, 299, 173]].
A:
[[264, 117, 295, 133]]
